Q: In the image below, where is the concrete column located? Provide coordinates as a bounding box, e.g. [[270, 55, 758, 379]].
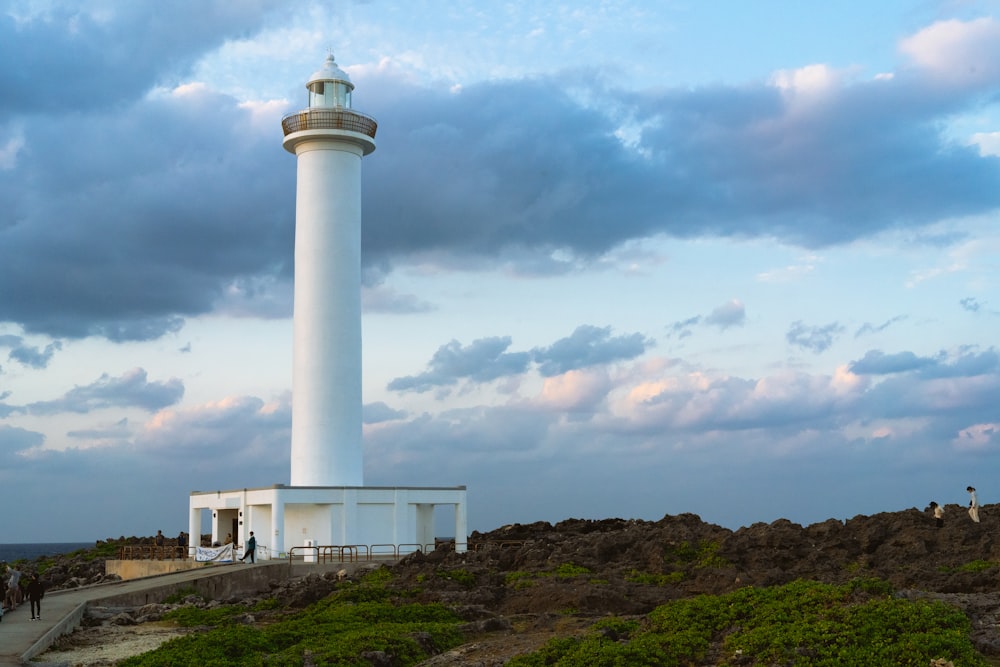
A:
[[455, 499, 468, 554], [415, 503, 434, 549], [272, 495, 285, 556], [188, 507, 202, 555]]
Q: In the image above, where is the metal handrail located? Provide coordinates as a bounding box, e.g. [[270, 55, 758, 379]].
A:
[[117, 539, 521, 562], [370, 544, 397, 559], [280, 109, 377, 138]]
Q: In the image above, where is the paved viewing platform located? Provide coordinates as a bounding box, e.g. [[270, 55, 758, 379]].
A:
[[0, 560, 366, 665]]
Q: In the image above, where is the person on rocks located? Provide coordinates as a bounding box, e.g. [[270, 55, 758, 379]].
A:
[[967, 486, 981, 523], [929, 501, 944, 528], [26, 573, 44, 621], [239, 531, 256, 563]]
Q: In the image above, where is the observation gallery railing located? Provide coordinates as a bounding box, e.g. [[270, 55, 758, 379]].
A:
[[280, 109, 378, 138]]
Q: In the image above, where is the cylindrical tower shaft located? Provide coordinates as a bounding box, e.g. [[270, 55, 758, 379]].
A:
[[290, 142, 364, 485], [281, 54, 377, 487]]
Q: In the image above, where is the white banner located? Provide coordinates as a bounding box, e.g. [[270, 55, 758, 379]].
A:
[[195, 543, 234, 562]]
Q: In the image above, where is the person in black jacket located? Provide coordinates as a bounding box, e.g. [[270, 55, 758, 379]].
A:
[[26, 573, 44, 621], [239, 531, 257, 563]]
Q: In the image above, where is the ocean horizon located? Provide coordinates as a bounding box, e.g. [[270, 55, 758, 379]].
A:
[[0, 542, 93, 564]]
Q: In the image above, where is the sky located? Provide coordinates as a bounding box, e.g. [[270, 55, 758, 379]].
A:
[[1, 1, 999, 542]]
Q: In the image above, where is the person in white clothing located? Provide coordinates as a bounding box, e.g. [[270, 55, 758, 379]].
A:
[[929, 501, 944, 528], [967, 486, 980, 523]]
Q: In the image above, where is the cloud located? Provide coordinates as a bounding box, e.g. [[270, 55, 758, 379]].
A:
[[960, 297, 982, 313], [0, 424, 44, 465], [667, 316, 701, 339], [7, 340, 62, 369], [26, 368, 184, 415], [849, 350, 937, 375], [362, 286, 435, 314], [668, 300, 745, 339], [387, 326, 651, 393], [532, 325, 651, 377], [0, 2, 286, 115], [953, 422, 1000, 451], [898, 18, 1000, 89], [139, 395, 289, 466], [387, 337, 532, 393], [66, 417, 134, 449], [703, 299, 746, 330], [855, 316, 906, 337], [3, 17, 1000, 344], [786, 321, 845, 354], [363, 401, 408, 424]]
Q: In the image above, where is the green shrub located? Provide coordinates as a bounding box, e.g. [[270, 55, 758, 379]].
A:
[[552, 562, 591, 579], [163, 606, 245, 627], [509, 579, 988, 667], [937, 560, 998, 574], [505, 571, 534, 589], [127, 562, 464, 666], [437, 568, 476, 587], [663, 540, 730, 569]]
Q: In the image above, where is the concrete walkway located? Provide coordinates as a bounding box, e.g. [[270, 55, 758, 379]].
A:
[[0, 560, 362, 665]]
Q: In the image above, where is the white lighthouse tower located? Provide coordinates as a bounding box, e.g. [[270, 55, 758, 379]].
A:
[[188, 54, 467, 557], [283, 53, 374, 487]]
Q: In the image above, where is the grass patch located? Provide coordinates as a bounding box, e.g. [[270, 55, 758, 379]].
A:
[[507, 578, 987, 667], [937, 560, 998, 574], [119, 568, 465, 667], [505, 562, 592, 588], [505, 571, 534, 590], [625, 569, 685, 585]]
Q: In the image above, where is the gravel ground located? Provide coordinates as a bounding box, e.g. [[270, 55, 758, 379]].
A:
[[36, 622, 191, 666]]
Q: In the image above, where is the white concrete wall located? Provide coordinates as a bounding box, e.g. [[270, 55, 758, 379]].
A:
[[190, 486, 468, 554]]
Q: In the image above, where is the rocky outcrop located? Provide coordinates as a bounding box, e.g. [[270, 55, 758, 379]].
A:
[[30, 507, 1000, 662]]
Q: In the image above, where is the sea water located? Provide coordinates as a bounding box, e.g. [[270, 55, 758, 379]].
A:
[[0, 542, 93, 564]]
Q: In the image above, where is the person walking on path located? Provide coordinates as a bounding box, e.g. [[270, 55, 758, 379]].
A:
[[968, 486, 981, 523], [26, 573, 44, 621], [930, 501, 944, 528], [239, 531, 256, 563], [5, 565, 21, 611]]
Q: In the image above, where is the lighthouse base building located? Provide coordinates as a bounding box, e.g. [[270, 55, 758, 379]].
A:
[[188, 54, 468, 559], [189, 485, 468, 559]]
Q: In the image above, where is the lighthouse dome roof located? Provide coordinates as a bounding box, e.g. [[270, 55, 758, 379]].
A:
[[307, 53, 354, 91]]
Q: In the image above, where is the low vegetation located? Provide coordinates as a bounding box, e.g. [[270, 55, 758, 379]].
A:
[[507, 579, 987, 667], [112, 566, 989, 667], [119, 569, 464, 667]]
